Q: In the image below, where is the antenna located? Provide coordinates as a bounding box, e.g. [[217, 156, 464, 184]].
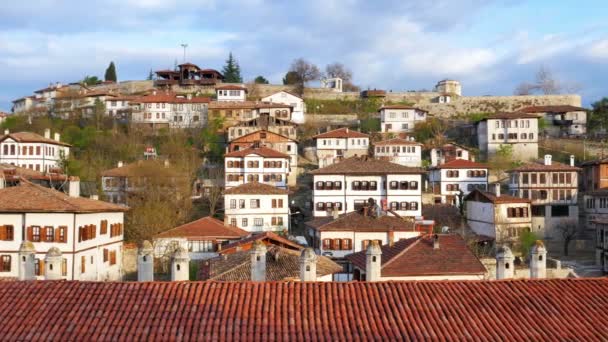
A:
[[180, 43, 188, 63]]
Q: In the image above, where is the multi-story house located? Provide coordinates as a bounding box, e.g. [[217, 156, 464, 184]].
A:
[[130, 91, 210, 129], [477, 112, 540, 160], [154, 63, 224, 87], [508, 155, 580, 239], [261, 91, 306, 124], [373, 138, 422, 167], [227, 116, 297, 142], [379, 106, 428, 134], [216, 85, 247, 102], [208, 101, 293, 130], [313, 128, 369, 168], [105, 95, 134, 118], [224, 147, 290, 189], [0, 129, 71, 172], [11, 96, 35, 113], [580, 158, 608, 192], [593, 219, 608, 272], [224, 182, 290, 232], [101, 159, 173, 205], [227, 130, 298, 186], [465, 187, 532, 244], [520, 105, 587, 137], [310, 156, 424, 218], [429, 159, 489, 205], [582, 189, 608, 236], [0, 181, 127, 281], [430, 143, 473, 167]]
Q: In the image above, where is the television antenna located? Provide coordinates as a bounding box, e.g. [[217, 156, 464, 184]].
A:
[[180, 43, 188, 63]]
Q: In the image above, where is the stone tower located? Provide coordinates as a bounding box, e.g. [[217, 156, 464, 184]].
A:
[[18, 241, 36, 281], [138, 240, 154, 282], [434, 79, 462, 96], [496, 245, 515, 280], [530, 240, 547, 279], [299, 248, 318, 282], [366, 240, 382, 282], [45, 247, 62, 280], [250, 240, 267, 282], [171, 246, 190, 281]]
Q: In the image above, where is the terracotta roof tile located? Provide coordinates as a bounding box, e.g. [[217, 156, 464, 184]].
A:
[[432, 159, 489, 169], [132, 92, 211, 104], [1, 279, 608, 340], [306, 211, 414, 232], [313, 127, 369, 139], [379, 105, 428, 112], [374, 138, 422, 146], [224, 146, 289, 158], [208, 101, 291, 109], [216, 85, 247, 91], [155, 216, 248, 239], [101, 160, 174, 177], [0, 131, 71, 147], [479, 111, 541, 120], [310, 156, 425, 175], [346, 234, 486, 277], [224, 182, 289, 195], [519, 105, 587, 113], [510, 159, 581, 172], [220, 231, 303, 253], [0, 163, 71, 182], [464, 188, 531, 204]]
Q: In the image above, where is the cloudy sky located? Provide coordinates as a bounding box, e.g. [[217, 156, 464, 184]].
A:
[[1, 0, 607, 110]]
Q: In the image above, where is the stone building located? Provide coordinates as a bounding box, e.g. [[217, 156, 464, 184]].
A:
[[476, 112, 540, 160]]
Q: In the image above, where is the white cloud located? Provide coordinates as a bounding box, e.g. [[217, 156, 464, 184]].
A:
[[587, 39, 608, 60]]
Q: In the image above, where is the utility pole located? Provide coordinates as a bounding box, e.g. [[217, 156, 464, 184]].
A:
[[180, 43, 188, 63]]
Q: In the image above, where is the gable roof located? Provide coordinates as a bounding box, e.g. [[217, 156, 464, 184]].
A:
[[306, 211, 415, 232], [223, 182, 289, 195], [464, 188, 530, 204], [310, 156, 425, 175], [346, 234, 486, 277], [216, 85, 247, 91], [132, 93, 211, 104], [0, 131, 71, 147], [2, 279, 608, 340], [313, 127, 369, 139], [230, 129, 297, 143], [509, 159, 581, 172], [478, 111, 541, 120], [432, 159, 489, 169], [208, 101, 292, 110], [0, 163, 71, 182], [101, 160, 174, 178], [519, 105, 587, 113], [374, 138, 422, 146], [154, 216, 248, 240], [378, 105, 428, 112], [262, 90, 303, 100], [0, 181, 128, 213], [220, 231, 303, 253], [224, 146, 289, 159]]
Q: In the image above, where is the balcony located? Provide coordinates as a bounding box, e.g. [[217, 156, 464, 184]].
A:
[[154, 79, 177, 86], [553, 119, 573, 126]]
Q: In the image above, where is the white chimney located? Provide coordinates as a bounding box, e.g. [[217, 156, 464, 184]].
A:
[[68, 178, 80, 198], [496, 245, 514, 279], [495, 183, 501, 197], [170, 246, 190, 281], [299, 248, 317, 282], [544, 154, 552, 166], [570, 155, 575, 167], [18, 241, 36, 281], [332, 207, 340, 220], [44, 128, 51, 139], [0, 176, 5, 190], [54, 132, 60, 142], [530, 241, 547, 279], [138, 240, 154, 282], [44, 247, 63, 280], [365, 241, 382, 282], [432, 234, 439, 249], [117, 161, 124, 168], [250, 240, 267, 281], [3, 129, 9, 135]]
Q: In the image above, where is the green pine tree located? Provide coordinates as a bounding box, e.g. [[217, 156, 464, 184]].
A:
[[147, 69, 154, 80], [104, 62, 117, 82], [254, 76, 269, 84], [222, 52, 243, 83]]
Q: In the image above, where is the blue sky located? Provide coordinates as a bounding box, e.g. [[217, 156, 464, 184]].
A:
[[1, 0, 607, 110]]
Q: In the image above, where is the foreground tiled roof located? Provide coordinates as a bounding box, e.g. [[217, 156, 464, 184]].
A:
[[510, 159, 581, 172], [201, 246, 341, 281], [464, 188, 531, 204], [0, 181, 128, 213], [374, 138, 422, 146], [0, 131, 71, 147], [310, 156, 425, 175], [519, 105, 587, 113], [155, 216, 248, 240], [432, 159, 489, 169], [224, 146, 289, 158], [224, 182, 289, 195], [0, 163, 71, 182], [220, 231, 303, 253], [1, 279, 608, 340], [306, 211, 414, 232], [313, 127, 369, 139], [346, 234, 486, 277]]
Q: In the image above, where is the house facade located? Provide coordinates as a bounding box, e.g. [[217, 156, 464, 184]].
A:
[[580, 158, 608, 192], [130, 91, 210, 129], [224, 147, 290, 189], [0, 182, 127, 281], [593, 219, 608, 273], [313, 128, 369, 168], [373, 138, 422, 167], [0, 130, 71, 172], [477, 112, 540, 160], [508, 155, 580, 239], [311, 156, 424, 218], [208, 101, 293, 131], [216, 85, 247, 102], [379, 106, 428, 134], [429, 159, 489, 205], [430, 143, 473, 167], [520, 105, 587, 137], [224, 182, 290, 233], [227, 117, 297, 142], [261, 91, 306, 124], [154, 63, 224, 87], [583, 189, 608, 236]]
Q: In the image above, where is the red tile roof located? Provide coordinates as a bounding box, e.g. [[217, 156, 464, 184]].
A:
[[379, 105, 428, 112], [464, 188, 531, 204], [132, 92, 211, 104], [374, 138, 422, 146], [306, 211, 415, 232], [155, 216, 248, 240], [0, 163, 71, 182], [101, 160, 174, 177], [0, 181, 128, 213], [346, 234, 486, 277], [313, 127, 369, 139], [224, 146, 289, 159], [220, 231, 303, 253], [208, 101, 291, 109], [0, 131, 71, 147], [432, 159, 489, 169], [216, 85, 247, 91], [230, 129, 297, 143], [1, 279, 608, 340], [479, 111, 541, 120], [519, 105, 587, 113], [224, 182, 289, 195], [510, 159, 581, 172], [310, 156, 425, 175]]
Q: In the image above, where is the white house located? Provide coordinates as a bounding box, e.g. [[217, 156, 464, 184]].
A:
[[346, 234, 486, 281], [429, 159, 489, 205], [583, 189, 608, 237], [216, 85, 247, 102], [313, 128, 369, 168], [261, 91, 306, 124], [0, 181, 127, 281], [11, 96, 35, 114], [373, 138, 422, 167], [430, 143, 473, 167], [310, 156, 425, 218], [465, 188, 532, 244], [520, 105, 587, 137], [477, 112, 540, 160], [0, 129, 71, 172], [130, 91, 210, 129], [379, 106, 428, 134], [225, 146, 291, 189], [508, 155, 580, 239], [105, 95, 134, 117], [224, 182, 290, 233], [153, 216, 248, 260]]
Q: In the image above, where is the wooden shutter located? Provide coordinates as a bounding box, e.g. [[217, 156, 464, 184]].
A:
[[27, 227, 33, 241], [322, 239, 331, 250], [103, 249, 108, 263], [39, 259, 45, 277], [272, 199, 276, 208], [0, 226, 6, 241], [81, 256, 86, 274], [101, 220, 108, 235], [279, 199, 283, 208], [342, 239, 352, 250], [55, 228, 61, 242], [110, 251, 117, 265], [362, 240, 370, 251]]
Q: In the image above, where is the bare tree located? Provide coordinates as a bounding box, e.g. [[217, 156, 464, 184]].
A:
[[535, 65, 561, 94], [325, 62, 360, 91], [200, 166, 224, 216], [514, 82, 537, 96], [555, 219, 578, 256], [289, 58, 321, 95]]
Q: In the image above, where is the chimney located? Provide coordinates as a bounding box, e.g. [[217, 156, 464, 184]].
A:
[[137, 240, 154, 282], [44, 247, 63, 280], [530, 241, 547, 279], [0, 175, 5, 190], [117, 161, 124, 168], [187, 93, 192, 100], [388, 229, 395, 247], [496, 245, 514, 279], [18, 242, 36, 281], [544, 154, 552, 166], [250, 240, 267, 281], [4, 129, 9, 135], [152, 90, 157, 96], [54, 132, 60, 142], [44, 128, 51, 139], [570, 155, 575, 167], [365, 241, 382, 282], [68, 178, 80, 198], [346, 128, 349, 133], [89, 195, 99, 201], [432, 234, 439, 249], [299, 248, 317, 282], [332, 207, 340, 220], [170, 246, 190, 281], [495, 183, 501, 197]]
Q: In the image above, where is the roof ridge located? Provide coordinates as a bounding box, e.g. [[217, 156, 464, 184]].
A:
[[19, 180, 81, 210], [380, 236, 423, 270]]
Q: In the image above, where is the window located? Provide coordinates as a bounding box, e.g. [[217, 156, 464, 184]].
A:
[[254, 218, 263, 226], [531, 173, 537, 184], [230, 218, 237, 227], [109, 251, 117, 265], [410, 202, 418, 211], [31, 226, 41, 242], [0, 255, 10, 272], [316, 202, 326, 211], [58, 226, 67, 243], [316, 181, 325, 190], [242, 218, 248, 227], [230, 199, 237, 209], [409, 181, 418, 189], [189, 241, 214, 253], [341, 239, 352, 250], [103, 249, 109, 263], [529, 133, 534, 140], [551, 205, 569, 217], [250, 199, 260, 209], [333, 181, 342, 190], [498, 134, 504, 140], [389, 181, 398, 190], [110, 223, 123, 237], [539, 173, 546, 184], [239, 199, 246, 209], [0, 225, 13, 241], [81, 256, 86, 274], [44, 226, 54, 242], [62, 259, 67, 276], [100, 220, 108, 234], [522, 174, 529, 184]]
